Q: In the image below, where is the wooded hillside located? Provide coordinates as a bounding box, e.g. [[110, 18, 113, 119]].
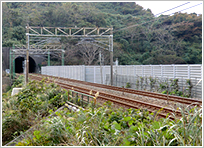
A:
[[2, 2, 202, 65]]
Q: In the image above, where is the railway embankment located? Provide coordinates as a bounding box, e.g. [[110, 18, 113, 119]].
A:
[[2, 75, 202, 146]]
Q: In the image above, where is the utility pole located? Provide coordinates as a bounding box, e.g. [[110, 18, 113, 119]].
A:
[[62, 50, 64, 66], [110, 28, 113, 86], [48, 50, 50, 66], [12, 45, 15, 78], [26, 24, 29, 84]]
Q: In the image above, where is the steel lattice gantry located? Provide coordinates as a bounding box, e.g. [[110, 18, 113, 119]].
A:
[[9, 37, 65, 81], [25, 24, 113, 85]]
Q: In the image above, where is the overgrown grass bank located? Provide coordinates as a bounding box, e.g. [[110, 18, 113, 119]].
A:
[[16, 102, 202, 146], [2, 76, 202, 146], [2, 77, 68, 145]]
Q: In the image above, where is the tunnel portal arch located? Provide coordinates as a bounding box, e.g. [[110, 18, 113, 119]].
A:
[[15, 56, 36, 73]]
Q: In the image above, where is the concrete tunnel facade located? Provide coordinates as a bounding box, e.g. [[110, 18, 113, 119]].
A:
[[14, 55, 43, 73]]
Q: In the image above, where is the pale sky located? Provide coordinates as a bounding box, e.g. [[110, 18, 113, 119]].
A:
[[135, 1, 203, 16]]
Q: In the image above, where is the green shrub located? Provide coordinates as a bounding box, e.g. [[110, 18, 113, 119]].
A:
[[2, 78, 68, 145], [15, 102, 202, 146], [125, 82, 131, 88]]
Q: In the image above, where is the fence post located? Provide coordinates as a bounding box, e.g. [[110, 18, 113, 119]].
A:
[[103, 66, 105, 85], [72, 66, 74, 79], [58, 66, 60, 78], [83, 65, 86, 81], [201, 65, 202, 80], [173, 64, 176, 78], [182, 76, 183, 93], [69, 66, 71, 79], [94, 66, 96, 83], [161, 65, 163, 78], [194, 78, 197, 98], [188, 65, 190, 79]]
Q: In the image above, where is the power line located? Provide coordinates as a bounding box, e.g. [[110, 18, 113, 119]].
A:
[[113, 2, 202, 34], [155, 2, 190, 16], [120, 2, 190, 24], [168, 2, 202, 15], [112, 2, 190, 28], [113, 15, 166, 33], [112, 3, 202, 63]]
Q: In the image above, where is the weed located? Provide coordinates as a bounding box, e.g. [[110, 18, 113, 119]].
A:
[[14, 102, 202, 146], [2, 77, 68, 145], [136, 80, 139, 90], [125, 82, 131, 88], [149, 76, 156, 91], [140, 77, 144, 90]]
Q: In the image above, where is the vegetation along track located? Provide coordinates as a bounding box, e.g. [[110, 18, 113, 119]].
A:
[[25, 74, 200, 119]]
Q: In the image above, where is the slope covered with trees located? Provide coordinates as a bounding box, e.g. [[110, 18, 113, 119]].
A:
[[2, 2, 202, 65]]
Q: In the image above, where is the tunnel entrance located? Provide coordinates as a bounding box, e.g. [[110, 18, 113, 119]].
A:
[[15, 57, 24, 73], [15, 56, 36, 73]]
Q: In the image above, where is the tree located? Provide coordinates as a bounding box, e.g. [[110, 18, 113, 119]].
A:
[[64, 43, 82, 65], [78, 43, 100, 65], [2, 2, 202, 65]]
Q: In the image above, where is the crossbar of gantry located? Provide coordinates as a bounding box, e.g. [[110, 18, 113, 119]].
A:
[[11, 48, 64, 55], [15, 44, 62, 49], [28, 26, 112, 37], [25, 24, 113, 85], [9, 47, 65, 81], [12, 43, 64, 68]]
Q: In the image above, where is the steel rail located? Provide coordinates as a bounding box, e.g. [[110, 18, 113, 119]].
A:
[[38, 74, 202, 106], [29, 74, 182, 120]]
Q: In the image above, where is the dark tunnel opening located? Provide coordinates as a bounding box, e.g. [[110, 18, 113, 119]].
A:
[[15, 57, 24, 73], [15, 56, 36, 73]]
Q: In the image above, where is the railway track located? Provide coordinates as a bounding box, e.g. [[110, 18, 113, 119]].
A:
[[36, 73, 202, 106], [26, 73, 202, 120]]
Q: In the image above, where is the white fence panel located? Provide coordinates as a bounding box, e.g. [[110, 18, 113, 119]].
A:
[[136, 66, 143, 76], [175, 65, 188, 79], [42, 64, 202, 81], [163, 65, 174, 78], [152, 65, 162, 77], [143, 65, 152, 77], [190, 65, 202, 79], [41, 64, 202, 99], [85, 66, 95, 83]]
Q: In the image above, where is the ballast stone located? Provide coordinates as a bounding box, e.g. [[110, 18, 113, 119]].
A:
[[11, 88, 23, 96]]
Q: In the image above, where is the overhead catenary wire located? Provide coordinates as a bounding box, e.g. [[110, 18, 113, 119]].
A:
[[171, 2, 202, 14], [112, 2, 202, 63], [110, 2, 191, 31], [113, 2, 202, 34], [154, 2, 190, 17]]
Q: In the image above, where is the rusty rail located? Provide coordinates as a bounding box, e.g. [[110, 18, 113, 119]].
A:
[[28, 74, 189, 120], [37, 73, 202, 106]]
